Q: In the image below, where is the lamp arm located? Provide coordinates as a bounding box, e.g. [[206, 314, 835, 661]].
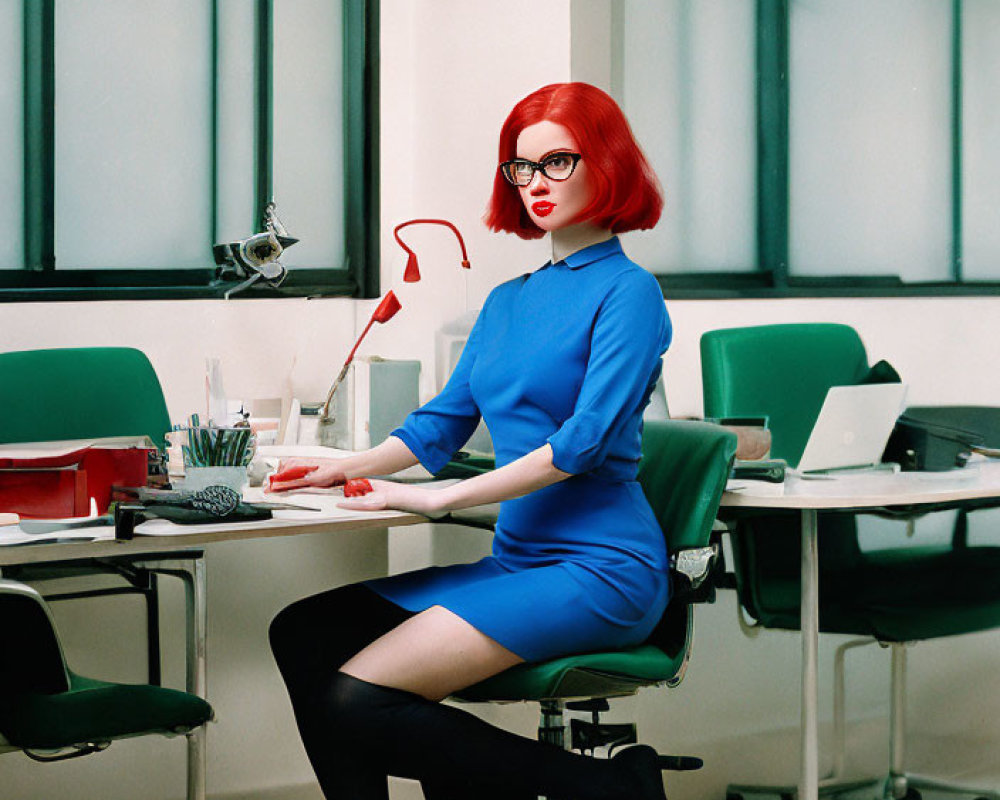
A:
[[392, 218, 471, 270]]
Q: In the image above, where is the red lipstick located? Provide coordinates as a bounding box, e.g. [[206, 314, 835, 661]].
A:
[[532, 201, 555, 217]]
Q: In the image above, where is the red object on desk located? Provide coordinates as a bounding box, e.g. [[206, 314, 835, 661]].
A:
[[343, 478, 373, 497], [270, 465, 319, 483], [0, 445, 152, 518]]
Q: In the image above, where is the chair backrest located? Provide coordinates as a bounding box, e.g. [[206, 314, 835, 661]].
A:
[[638, 419, 738, 554], [700, 324, 870, 627], [0, 580, 71, 697], [701, 323, 870, 465], [0, 348, 171, 449]]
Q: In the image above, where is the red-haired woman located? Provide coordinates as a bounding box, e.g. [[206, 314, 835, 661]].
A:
[[269, 82, 672, 800]]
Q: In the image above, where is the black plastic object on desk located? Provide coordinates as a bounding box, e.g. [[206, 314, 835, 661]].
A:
[[731, 459, 787, 483], [881, 406, 1000, 471], [114, 494, 272, 540]]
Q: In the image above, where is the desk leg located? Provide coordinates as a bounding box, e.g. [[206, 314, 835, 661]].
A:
[[185, 557, 208, 800], [153, 557, 208, 800], [800, 509, 820, 800]]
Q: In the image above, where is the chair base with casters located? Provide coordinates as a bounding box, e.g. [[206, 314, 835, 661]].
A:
[[725, 636, 882, 800], [883, 643, 1000, 800], [720, 510, 1000, 800], [445, 420, 738, 799], [729, 639, 1000, 800], [454, 599, 705, 767], [0, 578, 213, 800]]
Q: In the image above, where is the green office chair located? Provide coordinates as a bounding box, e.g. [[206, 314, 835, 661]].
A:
[[0, 347, 199, 687], [451, 420, 736, 784], [701, 323, 1000, 800], [0, 579, 212, 798], [0, 347, 171, 447]]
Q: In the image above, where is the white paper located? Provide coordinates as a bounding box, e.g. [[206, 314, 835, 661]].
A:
[[0, 436, 154, 460]]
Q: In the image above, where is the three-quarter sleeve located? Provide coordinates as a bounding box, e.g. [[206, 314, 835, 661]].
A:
[[390, 290, 495, 474], [546, 270, 671, 475]]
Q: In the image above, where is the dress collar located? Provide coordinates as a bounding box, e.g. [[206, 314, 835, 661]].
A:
[[559, 236, 623, 270]]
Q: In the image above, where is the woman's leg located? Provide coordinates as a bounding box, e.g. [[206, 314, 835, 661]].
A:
[[329, 606, 667, 800], [269, 582, 414, 799]]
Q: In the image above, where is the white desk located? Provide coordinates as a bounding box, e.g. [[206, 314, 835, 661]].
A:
[[721, 460, 1000, 800], [0, 494, 425, 800]]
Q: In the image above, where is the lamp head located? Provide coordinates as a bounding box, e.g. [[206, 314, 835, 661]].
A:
[[403, 251, 421, 282]]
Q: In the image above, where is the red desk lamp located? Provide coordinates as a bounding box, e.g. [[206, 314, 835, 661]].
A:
[[393, 219, 471, 282]]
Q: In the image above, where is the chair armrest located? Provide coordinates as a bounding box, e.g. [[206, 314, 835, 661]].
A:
[[436, 504, 500, 531]]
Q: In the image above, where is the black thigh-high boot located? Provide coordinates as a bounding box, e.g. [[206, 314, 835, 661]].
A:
[[269, 584, 535, 800], [269, 583, 415, 799], [321, 672, 668, 800]]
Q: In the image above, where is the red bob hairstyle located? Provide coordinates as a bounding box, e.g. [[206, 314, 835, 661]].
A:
[[484, 82, 663, 240]]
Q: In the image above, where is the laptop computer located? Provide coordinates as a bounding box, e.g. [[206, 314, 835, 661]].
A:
[[796, 383, 908, 473]]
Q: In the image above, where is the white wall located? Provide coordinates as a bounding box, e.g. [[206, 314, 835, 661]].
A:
[[2, 0, 999, 798]]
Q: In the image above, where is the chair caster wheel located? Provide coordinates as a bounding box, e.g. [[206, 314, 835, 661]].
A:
[[901, 789, 921, 800]]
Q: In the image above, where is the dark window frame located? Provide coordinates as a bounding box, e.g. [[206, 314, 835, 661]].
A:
[[653, 0, 1000, 300], [2, 0, 380, 304]]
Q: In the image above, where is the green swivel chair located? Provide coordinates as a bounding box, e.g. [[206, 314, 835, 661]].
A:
[[701, 323, 1000, 800], [0, 348, 202, 687], [0, 579, 212, 798], [451, 420, 737, 786]]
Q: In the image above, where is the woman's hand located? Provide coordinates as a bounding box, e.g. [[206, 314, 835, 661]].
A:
[[336, 479, 446, 518], [268, 458, 348, 492]]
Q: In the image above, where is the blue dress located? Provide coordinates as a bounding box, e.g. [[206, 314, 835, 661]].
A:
[[366, 237, 673, 662]]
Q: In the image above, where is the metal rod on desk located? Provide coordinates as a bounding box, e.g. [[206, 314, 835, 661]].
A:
[[800, 508, 820, 800], [186, 557, 208, 800]]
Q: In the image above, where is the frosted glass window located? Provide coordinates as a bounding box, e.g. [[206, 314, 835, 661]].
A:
[[273, 0, 345, 269], [788, 0, 951, 280], [961, 0, 1000, 280], [215, 2, 257, 247], [618, 0, 756, 274], [0, 3, 23, 269], [54, 0, 213, 269]]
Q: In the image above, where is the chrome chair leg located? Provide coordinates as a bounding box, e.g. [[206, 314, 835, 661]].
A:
[[182, 557, 208, 800], [884, 643, 908, 800], [829, 639, 878, 786], [883, 643, 1000, 800], [726, 638, 879, 800], [138, 555, 208, 800]]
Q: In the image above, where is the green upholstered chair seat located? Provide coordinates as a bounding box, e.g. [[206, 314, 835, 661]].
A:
[[454, 421, 738, 719], [0, 671, 212, 750], [733, 532, 1000, 641], [834, 545, 1000, 641], [455, 643, 686, 703]]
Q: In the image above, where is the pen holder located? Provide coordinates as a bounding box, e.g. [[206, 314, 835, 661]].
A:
[[171, 426, 255, 492], [317, 393, 353, 449]]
